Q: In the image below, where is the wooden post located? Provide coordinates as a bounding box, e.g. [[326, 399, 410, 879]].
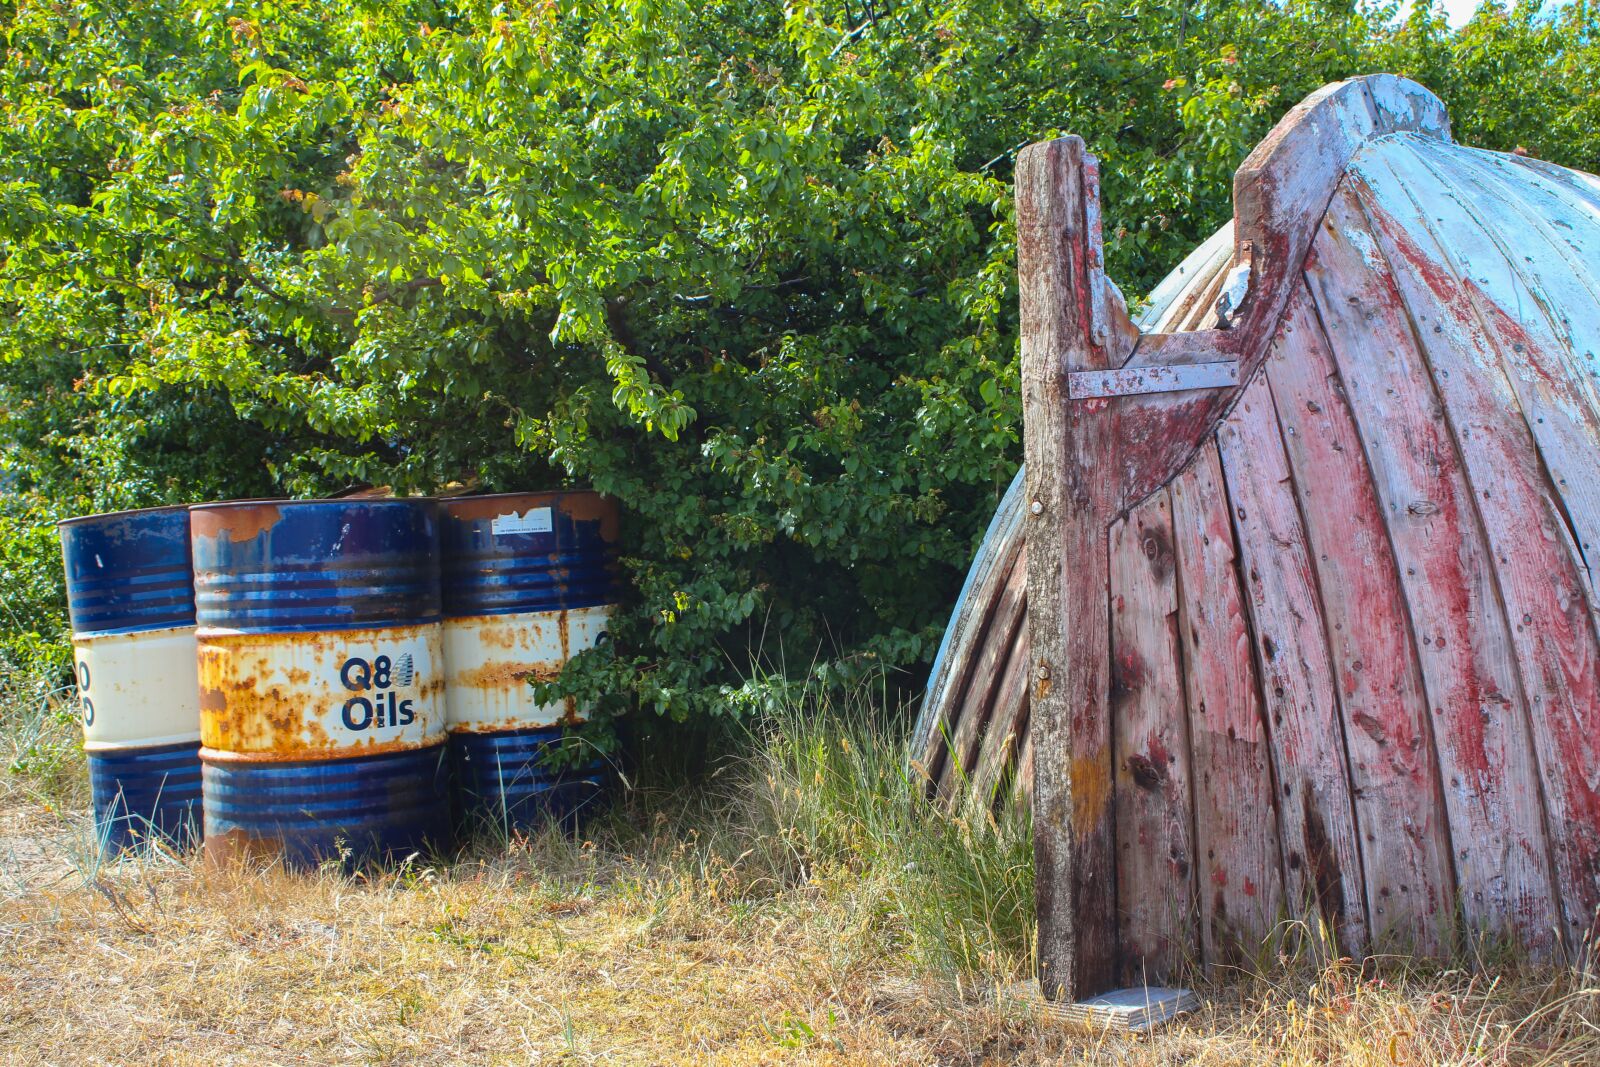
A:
[[1019, 136, 1122, 1000]]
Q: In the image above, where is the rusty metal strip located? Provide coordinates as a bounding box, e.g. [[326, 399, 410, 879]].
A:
[[1066, 360, 1240, 399]]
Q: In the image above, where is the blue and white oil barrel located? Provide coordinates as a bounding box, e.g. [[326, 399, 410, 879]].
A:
[[189, 499, 452, 866], [438, 491, 619, 832], [58, 506, 203, 854]]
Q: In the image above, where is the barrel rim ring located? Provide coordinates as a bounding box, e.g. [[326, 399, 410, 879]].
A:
[[199, 741, 450, 769], [188, 496, 436, 515], [57, 503, 192, 528]]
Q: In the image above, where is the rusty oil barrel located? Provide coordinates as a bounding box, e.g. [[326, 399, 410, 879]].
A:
[[59, 506, 203, 854], [438, 491, 619, 832], [190, 499, 451, 866]]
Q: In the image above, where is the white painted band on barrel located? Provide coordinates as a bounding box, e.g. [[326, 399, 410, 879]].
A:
[[72, 625, 202, 751], [442, 605, 610, 732], [197, 622, 446, 759]]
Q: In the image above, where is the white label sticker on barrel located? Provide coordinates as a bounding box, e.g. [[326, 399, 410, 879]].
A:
[[491, 507, 554, 536]]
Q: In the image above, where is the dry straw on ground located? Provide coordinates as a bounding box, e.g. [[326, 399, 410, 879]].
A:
[[2, 690, 1598, 1065]]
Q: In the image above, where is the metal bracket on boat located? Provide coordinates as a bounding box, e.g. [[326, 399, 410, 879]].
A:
[[1065, 360, 1240, 399]]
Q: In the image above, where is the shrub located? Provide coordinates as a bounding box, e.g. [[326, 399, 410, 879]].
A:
[[2, 0, 1594, 725]]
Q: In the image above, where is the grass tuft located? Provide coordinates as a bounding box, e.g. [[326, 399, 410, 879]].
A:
[[746, 677, 1034, 978]]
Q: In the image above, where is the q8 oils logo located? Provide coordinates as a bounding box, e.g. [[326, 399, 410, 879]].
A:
[[339, 652, 418, 731]]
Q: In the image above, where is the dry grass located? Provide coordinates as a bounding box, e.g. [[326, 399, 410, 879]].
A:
[[3, 683, 1599, 1065]]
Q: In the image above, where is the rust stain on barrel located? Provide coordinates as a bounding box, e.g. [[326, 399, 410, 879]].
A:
[[453, 661, 562, 689], [190, 503, 284, 544], [197, 627, 441, 761]]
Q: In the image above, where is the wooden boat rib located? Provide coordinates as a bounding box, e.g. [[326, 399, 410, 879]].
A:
[[919, 74, 1600, 1001]]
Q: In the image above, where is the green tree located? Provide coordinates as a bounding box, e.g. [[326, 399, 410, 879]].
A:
[[2, 0, 1594, 723]]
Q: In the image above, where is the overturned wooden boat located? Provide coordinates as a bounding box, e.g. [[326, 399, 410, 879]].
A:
[[925, 74, 1600, 1000]]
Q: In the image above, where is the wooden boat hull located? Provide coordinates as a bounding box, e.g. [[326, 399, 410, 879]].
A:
[[926, 75, 1600, 999]]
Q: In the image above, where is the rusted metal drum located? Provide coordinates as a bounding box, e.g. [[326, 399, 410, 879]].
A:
[[190, 499, 451, 865], [438, 491, 619, 831], [58, 506, 203, 854]]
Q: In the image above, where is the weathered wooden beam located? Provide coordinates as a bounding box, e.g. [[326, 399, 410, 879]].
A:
[[1018, 135, 1121, 1001], [1066, 361, 1238, 399]]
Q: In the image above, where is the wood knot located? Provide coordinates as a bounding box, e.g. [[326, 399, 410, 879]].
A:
[[1126, 753, 1165, 791]]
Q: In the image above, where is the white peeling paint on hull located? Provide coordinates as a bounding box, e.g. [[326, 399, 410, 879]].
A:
[[443, 605, 610, 732], [197, 622, 446, 760], [73, 625, 202, 751]]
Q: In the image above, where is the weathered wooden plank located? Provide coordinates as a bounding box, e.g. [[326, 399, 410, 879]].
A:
[[1141, 222, 1236, 333], [938, 552, 1028, 801], [1170, 248, 1233, 333], [967, 606, 1031, 813], [1018, 135, 1121, 1000], [1302, 202, 1561, 954], [1504, 153, 1600, 215], [1013, 719, 1035, 810], [1266, 289, 1455, 952], [1336, 175, 1600, 950], [1398, 141, 1600, 610], [1216, 374, 1369, 956], [1169, 441, 1286, 967], [1108, 489, 1197, 984], [915, 469, 1026, 781]]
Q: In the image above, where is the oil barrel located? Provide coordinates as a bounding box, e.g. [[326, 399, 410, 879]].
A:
[[438, 492, 619, 832], [58, 506, 203, 854], [190, 499, 451, 866]]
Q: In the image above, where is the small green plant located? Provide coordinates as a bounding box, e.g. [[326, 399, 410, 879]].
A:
[[0, 653, 87, 815]]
